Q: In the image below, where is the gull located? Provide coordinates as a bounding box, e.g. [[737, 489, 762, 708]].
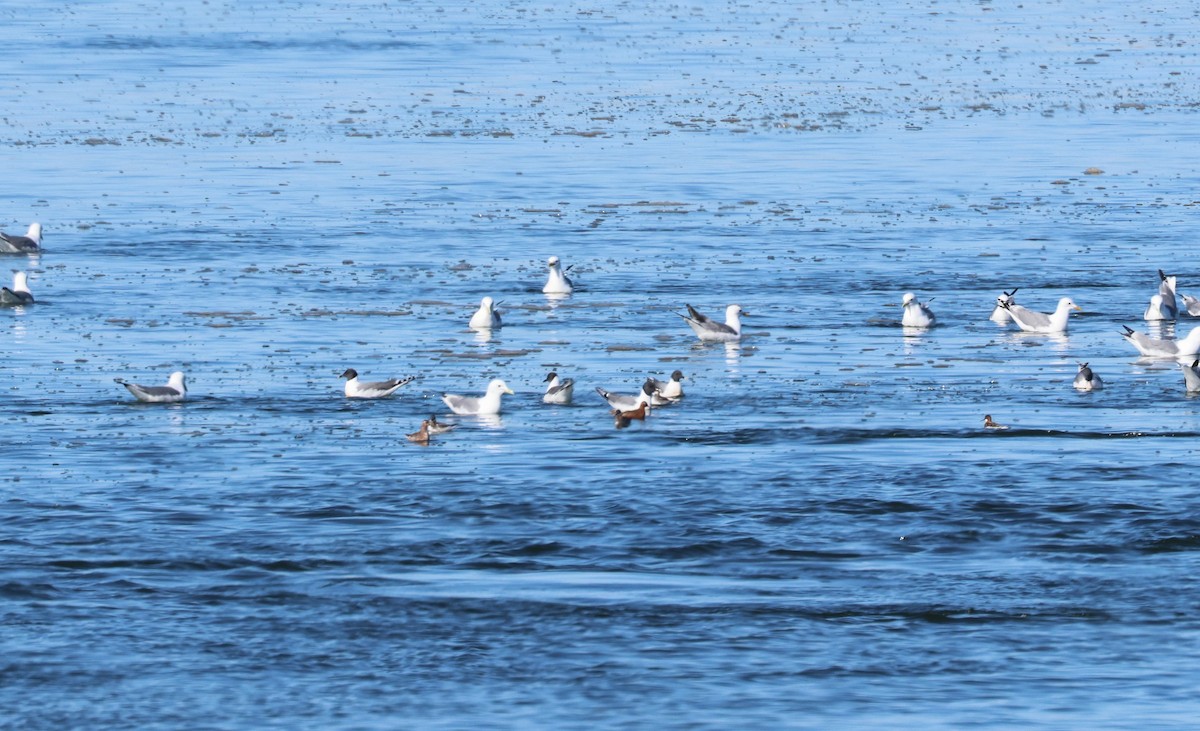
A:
[[407, 420, 432, 444], [542, 256, 573, 294], [1181, 360, 1200, 393], [1073, 362, 1103, 391], [680, 303, 746, 342], [614, 402, 649, 429], [468, 296, 502, 329], [427, 415, 458, 434], [1120, 324, 1200, 358], [442, 379, 514, 415], [0, 223, 41, 254], [542, 371, 574, 405], [340, 368, 414, 399], [595, 380, 655, 411], [1181, 293, 1200, 317], [647, 370, 685, 402], [115, 371, 187, 403], [0, 271, 33, 305], [1000, 297, 1080, 333], [1144, 270, 1178, 320], [989, 288, 1018, 323], [983, 414, 1009, 430], [901, 292, 936, 328]]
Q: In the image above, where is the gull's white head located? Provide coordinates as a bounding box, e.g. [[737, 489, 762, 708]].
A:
[[481, 296, 494, 309], [726, 304, 745, 318], [547, 256, 560, 268], [902, 292, 916, 306], [27, 223, 42, 242], [1060, 297, 1081, 312], [487, 379, 515, 396], [12, 271, 29, 292], [168, 371, 187, 392]]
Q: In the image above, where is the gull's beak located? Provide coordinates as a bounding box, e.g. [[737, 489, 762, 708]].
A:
[[504, 387, 515, 395], [1073, 306, 1083, 311]]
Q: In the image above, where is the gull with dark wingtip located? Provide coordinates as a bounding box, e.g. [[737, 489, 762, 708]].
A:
[[543, 371, 574, 404], [0, 223, 41, 254], [647, 370, 685, 403], [1073, 362, 1103, 391], [1144, 270, 1178, 321], [1000, 296, 1080, 333], [596, 380, 656, 411], [901, 292, 936, 328], [115, 371, 187, 403], [340, 368, 414, 399], [1120, 324, 1200, 358], [989, 288, 1018, 323], [680, 303, 746, 342]]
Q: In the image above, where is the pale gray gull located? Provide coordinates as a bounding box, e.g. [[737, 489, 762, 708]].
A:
[[0, 223, 41, 254], [1120, 324, 1200, 358], [469, 296, 502, 329], [115, 371, 187, 403], [542, 256, 573, 294], [0, 271, 33, 305], [989, 288, 1018, 323], [596, 380, 656, 411], [1144, 270, 1178, 320], [647, 370, 685, 403], [542, 372, 575, 405], [901, 292, 936, 328], [1000, 296, 1080, 333], [681, 303, 745, 342], [1181, 360, 1200, 393], [340, 368, 414, 399], [442, 379, 514, 415]]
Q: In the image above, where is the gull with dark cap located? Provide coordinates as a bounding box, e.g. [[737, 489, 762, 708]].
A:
[[596, 380, 656, 411], [340, 368, 414, 399], [680, 303, 746, 342], [115, 371, 187, 403], [0, 223, 41, 254], [1073, 362, 1103, 391], [542, 371, 574, 404], [647, 370, 685, 403]]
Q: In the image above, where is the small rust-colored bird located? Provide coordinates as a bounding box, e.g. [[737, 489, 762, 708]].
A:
[[407, 420, 432, 444], [614, 402, 649, 429], [982, 414, 1009, 430]]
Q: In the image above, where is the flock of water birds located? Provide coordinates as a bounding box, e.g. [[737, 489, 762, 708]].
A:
[[0, 230, 739, 444], [8, 219, 1200, 441], [901, 269, 1200, 431]]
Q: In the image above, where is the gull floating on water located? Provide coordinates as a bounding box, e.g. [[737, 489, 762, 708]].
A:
[[0, 271, 33, 305], [989, 288, 1018, 323], [1073, 362, 1103, 391], [596, 380, 655, 411], [681, 303, 745, 342], [340, 368, 414, 399], [1000, 296, 1080, 333], [1144, 270, 1178, 320], [0, 223, 41, 254], [115, 371, 187, 403], [613, 401, 649, 429], [1180, 293, 1200, 317], [901, 292, 936, 328], [1181, 360, 1200, 393], [469, 296, 502, 329], [647, 370, 685, 402], [542, 256, 573, 294], [1120, 324, 1200, 358], [983, 414, 1009, 430], [427, 415, 458, 434], [542, 371, 574, 404], [442, 378, 514, 415]]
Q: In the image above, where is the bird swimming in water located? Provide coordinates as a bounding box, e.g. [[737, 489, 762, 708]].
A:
[[469, 296, 502, 329], [340, 368, 414, 399], [983, 414, 1009, 430], [596, 380, 656, 411], [115, 371, 187, 403], [680, 303, 746, 342], [1073, 362, 1103, 391], [1000, 296, 1080, 333], [426, 415, 458, 434], [0, 222, 41, 254], [1120, 324, 1200, 358], [613, 401, 649, 429], [1144, 270, 1178, 320], [647, 370, 685, 402], [0, 271, 34, 305], [442, 379, 514, 415], [989, 288, 1017, 323], [543, 371, 575, 405], [901, 292, 936, 328], [542, 256, 573, 294], [407, 420, 432, 444]]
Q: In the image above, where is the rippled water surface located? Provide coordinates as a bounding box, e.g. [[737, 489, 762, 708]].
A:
[[5, 1, 1200, 728]]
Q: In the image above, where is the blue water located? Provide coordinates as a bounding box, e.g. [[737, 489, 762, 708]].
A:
[[5, 1, 1200, 728]]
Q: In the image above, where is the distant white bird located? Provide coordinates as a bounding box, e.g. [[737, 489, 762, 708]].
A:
[[1000, 297, 1080, 334], [469, 296, 502, 329], [1180, 292, 1200, 317], [1145, 270, 1178, 320], [595, 380, 655, 411], [442, 379, 514, 415], [115, 371, 187, 403], [340, 368, 414, 399], [901, 292, 936, 328], [0, 271, 33, 305], [989, 288, 1018, 323], [1120, 324, 1200, 358], [1181, 360, 1200, 393], [542, 256, 573, 294], [0, 223, 41, 254], [1073, 362, 1103, 391], [647, 370, 685, 402], [983, 414, 1009, 430], [542, 371, 574, 404], [680, 303, 745, 342]]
